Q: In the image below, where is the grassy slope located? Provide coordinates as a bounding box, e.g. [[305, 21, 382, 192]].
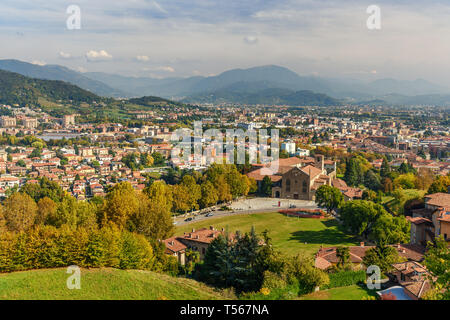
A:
[[0, 268, 229, 300], [176, 212, 358, 256], [298, 285, 377, 300]]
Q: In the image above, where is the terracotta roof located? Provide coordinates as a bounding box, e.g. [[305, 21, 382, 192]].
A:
[[315, 244, 425, 270], [300, 165, 322, 178], [163, 237, 187, 253], [425, 193, 450, 209], [406, 216, 434, 226], [332, 178, 348, 190]]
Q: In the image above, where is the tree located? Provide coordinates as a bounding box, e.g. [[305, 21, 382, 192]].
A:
[[144, 180, 173, 212], [428, 175, 450, 194], [363, 242, 402, 274], [0, 204, 5, 233], [339, 200, 386, 239], [415, 169, 434, 191], [47, 195, 97, 228], [363, 170, 382, 191], [344, 158, 361, 187], [335, 246, 351, 270], [129, 192, 174, 241], [423, 237, 450, 300], [36, 197, 57, 225], [261, 176, 273, 196], [3, 192, 38, 232], [315, 185, 343, 215], [199, 181, 219, 208], [380, 158, 391, 177], [181, 175, 201, 211], [103, 182, 139, 228], [382, 177, 393, 194], [172, 184, 190, 213], [214, 175, 232, 203]]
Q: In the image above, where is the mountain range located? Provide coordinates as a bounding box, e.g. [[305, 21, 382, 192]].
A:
[[1, 59, 450, 106]]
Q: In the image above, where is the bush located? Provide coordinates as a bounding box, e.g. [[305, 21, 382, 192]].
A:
[[321, 270, 366, 289]]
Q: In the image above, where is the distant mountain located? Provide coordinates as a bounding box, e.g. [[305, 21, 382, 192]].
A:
[[0, 59, 128, 97], [3, 59, 449, 105], [86, 65, 450, 105], [183, 85, 341, 106], [0, 69, 102, 107]]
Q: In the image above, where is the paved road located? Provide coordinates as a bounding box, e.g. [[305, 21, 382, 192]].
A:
[[174, 198, 319, 227]]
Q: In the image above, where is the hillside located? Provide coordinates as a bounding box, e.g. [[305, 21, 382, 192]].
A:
[[0, 268, 230, 300], [0, 59, 129, 98], [0, 69, 103, 108]]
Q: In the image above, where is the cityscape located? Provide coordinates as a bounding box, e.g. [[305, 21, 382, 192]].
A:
[[0, 0, 448, 312]]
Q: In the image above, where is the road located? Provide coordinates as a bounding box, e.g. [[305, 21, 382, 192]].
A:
[[174, 197, 319, 226]]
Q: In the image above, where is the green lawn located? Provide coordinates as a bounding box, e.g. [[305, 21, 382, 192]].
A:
[[0, 268, 230, 300], [298, 285, 377, 300], [176, 212, 358, 256]]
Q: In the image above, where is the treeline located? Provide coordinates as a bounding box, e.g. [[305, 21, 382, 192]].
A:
[[0, 177, 177, 273], [159, 164, 256, 214]]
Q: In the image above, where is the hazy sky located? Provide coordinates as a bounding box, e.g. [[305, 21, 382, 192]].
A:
[[1, 0, 450, 84]]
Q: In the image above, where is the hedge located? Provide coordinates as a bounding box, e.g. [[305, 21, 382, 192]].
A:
[[321, 270, 366, 289]]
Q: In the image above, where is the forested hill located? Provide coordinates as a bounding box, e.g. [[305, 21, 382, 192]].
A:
[[0, 69, 102, 107]]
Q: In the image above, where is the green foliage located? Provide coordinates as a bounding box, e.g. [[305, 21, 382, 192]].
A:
[[362, 242, 403, 274], [0, 69, 100, 108], [423, 237, 450, 300], [339, 200, 409, 244], [0, 225, 155, 273], [322, 270, 366, 289], [315, 185, 343, 214], [428, 175, 450, 194], [20, 177, 65, 203], [261, 176, 273, 196]]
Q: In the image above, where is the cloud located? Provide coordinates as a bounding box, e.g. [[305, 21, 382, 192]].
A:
[[59, 51, 72, 59], [243, 36, 258, 45], [31, 60, 46, 66], [85, 50, 113, 62], [136, 55, 150, 62], [156, 66, 175, 73]]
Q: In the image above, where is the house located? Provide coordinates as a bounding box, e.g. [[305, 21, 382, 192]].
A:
[[409, 192, 450, 245], [332, 178, 363, 201], [314, 242, 425, 270], [388, 261, 435, 300], [163, 227, 232, 265]]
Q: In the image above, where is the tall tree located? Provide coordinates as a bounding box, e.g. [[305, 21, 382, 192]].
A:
[[103, 182, 139, 228], [3, 192, 38, 232], [261, 176, 273, 196]]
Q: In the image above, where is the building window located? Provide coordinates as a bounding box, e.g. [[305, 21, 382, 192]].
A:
[[286, 179, 291, 192], [302, 181, 307, 193]]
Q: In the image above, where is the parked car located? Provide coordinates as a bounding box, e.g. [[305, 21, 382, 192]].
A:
[[184, 217, 194, 222], [205, 212, 214, 217]]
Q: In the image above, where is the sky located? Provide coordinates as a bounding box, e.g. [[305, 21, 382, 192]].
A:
[[1, 0, 450, 84]]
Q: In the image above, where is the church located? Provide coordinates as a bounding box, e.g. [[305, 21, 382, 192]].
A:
[[247, 155, 337, 201]]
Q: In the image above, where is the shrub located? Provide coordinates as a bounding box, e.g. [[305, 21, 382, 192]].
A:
[[321, 270, 366, 289]]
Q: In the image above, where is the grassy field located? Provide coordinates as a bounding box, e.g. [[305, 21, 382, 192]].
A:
[[298, 285, 377, 300], [0, 268, 230, 300], [176, 212, 358, 256]]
